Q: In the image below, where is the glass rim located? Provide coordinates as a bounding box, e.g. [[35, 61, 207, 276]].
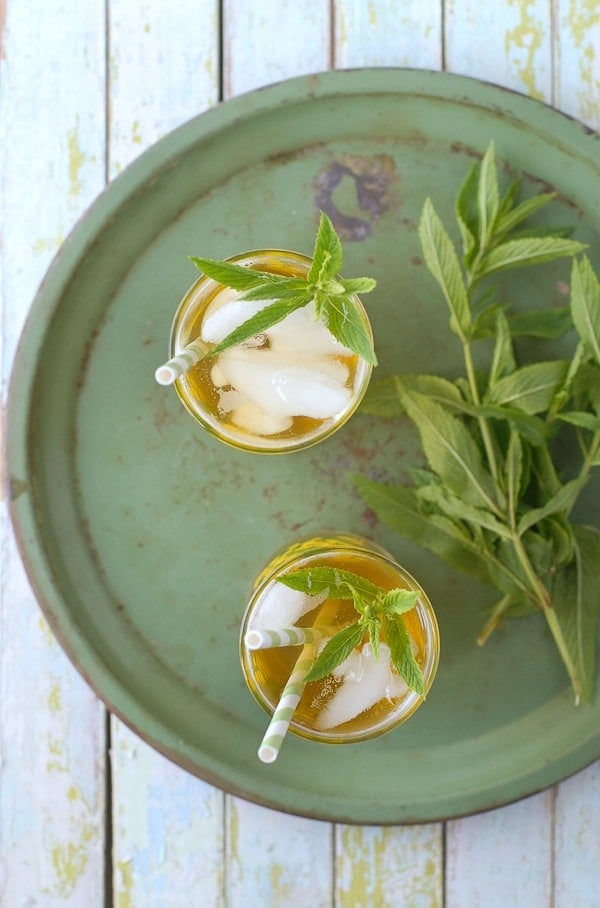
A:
[[239, 537, 440, 745], [167, 249, 374, 454]]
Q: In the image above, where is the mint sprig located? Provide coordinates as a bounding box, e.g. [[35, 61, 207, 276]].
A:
[[190, 212, 377, 364], [278, 565, 423, 692], [357, 141, 600, 704]]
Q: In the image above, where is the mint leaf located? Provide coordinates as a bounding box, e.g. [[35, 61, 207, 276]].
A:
[[556, 411, 600, 431], [189, 257, 277, 290], [570, 256, 600, 365], [278, 565, 382, 602], [550, 525, 600, 703], [304, 622, 364, 682], [341, 277, 377, 294], [399, 388, 501, 512], [322, 294, 377, 365], [477, 140, 499, 248], [308, 211, 343, 284], [486, 361, 569, 414], [208, 295, 310, 355], [455, 161, 479, 264], [494, 192, 556, 238], [377, 589, 420, 616], [517, 478, 585, 535], [241, 278, 308, 301], [383, 615, 425, 695], [419, 198, 471, 340], [508, 307, 572, 339], [478, 237, 587, 277]]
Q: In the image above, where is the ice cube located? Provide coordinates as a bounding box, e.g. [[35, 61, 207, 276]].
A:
[[230, 400, 292, 436], [266, 302, 354, 357], [217, 389, 247, 413], [211, 363, 228, 387], [201, 288, 275, 344], [217, 348, 351, 419], [251, 583, 327, 630], [316, 643, 407, 730]]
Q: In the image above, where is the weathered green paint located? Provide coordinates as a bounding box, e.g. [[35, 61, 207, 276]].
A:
[[6, 69, 600, 826]]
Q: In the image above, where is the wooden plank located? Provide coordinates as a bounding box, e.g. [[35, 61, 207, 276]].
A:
[[108, 0, 219, 176], [554, 0, 600, 128], [223, 0, 331, 97], [549, 7, 600, 904], [446, 792, 553, 907], [445, 0, 553, 99], [331, 5, 446, 902], [335, 824, 443, 907], [220, 5, 335, 900], [113, 725, 225, 907], [0, 2, 107, 905], [226, 799, 333, 907], [554, 762, 600, 907], [334, 0, 442, 68], [106, 3, 225, 906]]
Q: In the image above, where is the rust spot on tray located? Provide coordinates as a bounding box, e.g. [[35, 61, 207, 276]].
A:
[[314, 154, 397, 241]]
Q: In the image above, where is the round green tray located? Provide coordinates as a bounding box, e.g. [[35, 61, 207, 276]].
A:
[[7, 69, 600, 824]]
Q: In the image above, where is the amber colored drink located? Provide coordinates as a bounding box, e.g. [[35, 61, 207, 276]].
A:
[[170, 251, 373, 453], [240, 534, 440, 744]]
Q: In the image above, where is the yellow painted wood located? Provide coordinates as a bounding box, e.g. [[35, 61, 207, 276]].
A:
[[226, 799, 333, 907], [554, 0, 600, 128], [105, 4, 224, 906], [334, 0, 442, 68], [446, 792, 554, 906], [445, 0, 553, 99], [223, 0, 331, 96], [335, 824, 443, 907]]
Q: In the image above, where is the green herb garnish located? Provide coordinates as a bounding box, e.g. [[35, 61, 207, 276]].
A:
[[278, 565, 424, 693], [189, 211, 377, 364], [357, 141, 600, 704]]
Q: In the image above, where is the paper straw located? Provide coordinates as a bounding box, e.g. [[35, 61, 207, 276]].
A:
[[258, 644, 316, 764], [154, 338, 209, 386], [245, 625, 335, 650]]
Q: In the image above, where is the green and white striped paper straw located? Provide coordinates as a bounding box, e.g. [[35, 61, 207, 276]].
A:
[[245, 625, 334, 650], [258, 644, 316, 764], [154, 338, 209, 385]]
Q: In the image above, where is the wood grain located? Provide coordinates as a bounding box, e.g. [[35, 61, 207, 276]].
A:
[[0, 2, 107, 905], [105, 4, 224, 906]]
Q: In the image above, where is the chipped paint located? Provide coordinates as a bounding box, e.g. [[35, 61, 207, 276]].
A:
[[566, 0, 600, 123], [504, 0, 546, 99], [46, 824, 95, 898], [337, 825, 443, 906], [47, 683, 61, 713], [368, 2, 377, 28], [32, 231, 65, 255], [117, 859, 134, 908], [315, 154, 397, 240], [131, 119, 143, 145], [67, 119, 90, 196]]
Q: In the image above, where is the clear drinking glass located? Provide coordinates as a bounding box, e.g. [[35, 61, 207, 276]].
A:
[[240, 533, 440, 745], [169, 250, 373, 453]]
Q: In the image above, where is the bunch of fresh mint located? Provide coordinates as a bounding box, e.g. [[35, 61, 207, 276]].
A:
[[279, 566, 425, 693], [190, 212, 377, 364], [356, 142, 600, 703]]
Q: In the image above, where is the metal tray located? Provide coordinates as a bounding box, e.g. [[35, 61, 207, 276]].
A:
[[7, 69, 600, 824]]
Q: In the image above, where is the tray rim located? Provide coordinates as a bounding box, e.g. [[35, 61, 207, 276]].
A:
[[6, 67, 600, 824]]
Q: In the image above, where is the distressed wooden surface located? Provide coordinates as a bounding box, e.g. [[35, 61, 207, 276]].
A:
[[1, 2, 599, 907]]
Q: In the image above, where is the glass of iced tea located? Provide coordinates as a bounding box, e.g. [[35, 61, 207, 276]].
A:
[[160, 250, 373, 453], [240, 534, 440, 759]]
